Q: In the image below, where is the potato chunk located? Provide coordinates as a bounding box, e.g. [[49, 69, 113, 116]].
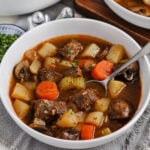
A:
[[59, 77, 85, 90], [29, 59, 41, 74], [75, 111, 86, 123], [81, 43, 100, 58], [22, 81, 37, 90], [106, 44, 125, 64], [58, 60, 72, 69], [56, 110, 78, 127], [94, 98, 111, 112], [85, 112, 104, 127], [44, 57, 60, 69], [24, 49, 38, 61], [108, 80, 126, 98], [11, 83, 33, 101], [38, 42, 57, 58], [101, 127, 112, 136], [13, 99, 30, 119]]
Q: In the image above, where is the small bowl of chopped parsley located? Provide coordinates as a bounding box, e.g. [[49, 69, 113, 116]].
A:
[[0, 24, 25, 61]]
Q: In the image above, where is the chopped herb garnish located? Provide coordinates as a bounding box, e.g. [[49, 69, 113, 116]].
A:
[[71, 61, 77, 67], [0, 34, 19, 61], [44, 103, 49, 109], [88, 64, 93, 71], [71, 59, 79, 68], [67, 109, 74, 114], [67, 49, 74, 54]]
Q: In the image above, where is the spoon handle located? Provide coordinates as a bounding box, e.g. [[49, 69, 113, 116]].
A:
[[107, 42, 150, 81]]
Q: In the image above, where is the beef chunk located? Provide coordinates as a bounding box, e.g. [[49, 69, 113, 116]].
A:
[[109, 99, 132, 120], [97, 47, 109, 61], [29, 117, 53, 136], [29, 123, 47, 132], [29, 123, 53, 136], [70, 88, 99, 111], [33, 99, 67, 121], [58, 40, 84, 61], [38, 68, 63, 82], [55, 128, 80, 140], [57, 89, 74, 102], [63, 67, 82, 77]]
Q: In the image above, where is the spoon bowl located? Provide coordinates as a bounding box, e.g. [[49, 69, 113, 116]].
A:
[[87, 42, 150, 95]]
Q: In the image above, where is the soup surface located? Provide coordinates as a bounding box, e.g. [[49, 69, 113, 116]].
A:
[[115, 0, 150, 17], [10, 34, 141, 140]]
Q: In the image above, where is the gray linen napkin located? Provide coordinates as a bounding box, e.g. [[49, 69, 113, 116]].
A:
[[0, 0, 150, 149]]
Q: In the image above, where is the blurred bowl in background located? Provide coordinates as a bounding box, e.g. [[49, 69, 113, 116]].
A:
[[0, 0, 60, 16], [0, 24, 25, 35], [104, 0, 150, 29], [0, 24, 25, 61]]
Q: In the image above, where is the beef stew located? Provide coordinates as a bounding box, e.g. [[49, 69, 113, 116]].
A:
[[115, 0, 150, 17], [10, 34, 141, 140]]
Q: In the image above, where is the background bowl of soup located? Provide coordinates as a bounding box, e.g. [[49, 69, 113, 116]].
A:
[[0, 0, 60, 16], [104, 0, 150, 29], [0, 18, 150, 149]]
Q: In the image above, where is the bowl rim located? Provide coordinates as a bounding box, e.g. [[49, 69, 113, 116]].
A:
[[104, 0, 150, 29], [0, 18, 150, 149]]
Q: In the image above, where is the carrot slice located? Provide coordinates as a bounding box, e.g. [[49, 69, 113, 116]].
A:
[[78, 59, 95, 71], [92, 60, 114, 80], [36, 81, 59, 100], [81, 124, 95, 140], [78, 59, 89, 68]]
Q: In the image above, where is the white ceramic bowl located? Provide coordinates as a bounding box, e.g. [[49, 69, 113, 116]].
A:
[[0, 18, 150, 149], [0, 0, 60, 16], [104, 0, 150, 29]]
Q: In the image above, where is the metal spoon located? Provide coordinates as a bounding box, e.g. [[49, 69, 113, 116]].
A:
[[87, 42, 150, 95]]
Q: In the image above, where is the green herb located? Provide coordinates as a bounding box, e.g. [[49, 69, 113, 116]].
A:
[[88, 64, 93, 71], [71, 59, 79, 68], [44, 103, 49, 109], [71, 61, 77, 67], [67, 109, 74, 114], [0, 34, 19, 61], [67, 49, 74, 54]]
